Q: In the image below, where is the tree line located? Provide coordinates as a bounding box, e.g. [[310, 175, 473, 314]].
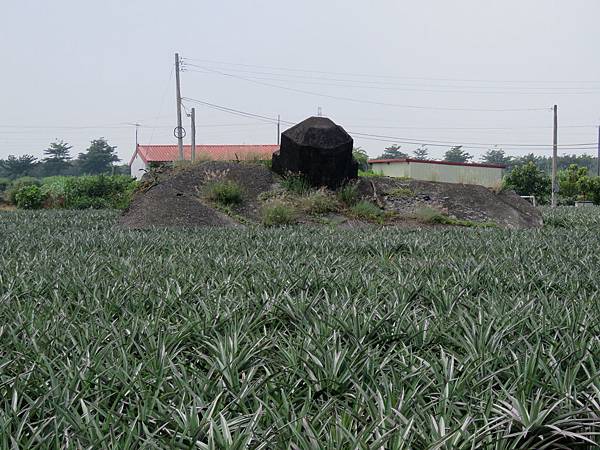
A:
[[0, 138, 129, 179]]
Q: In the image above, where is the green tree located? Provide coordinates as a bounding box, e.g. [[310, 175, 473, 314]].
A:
[[0, 154, 38, 178], [76, 138, 120, 175], [42, 140, 72, 176], [503, 162, 551, 204], [443, 146, 472, 163], [412, 145, 429, 160], [481, 147, 513, 166], [376, 145, 408, 160], [558, 164, 589, 203], [352, 147, 369, 171]]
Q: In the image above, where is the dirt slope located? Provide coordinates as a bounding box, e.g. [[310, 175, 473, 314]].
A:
[[120, 161, 542, 229], [357, 177, 541, 229], [119, 161, 274, 228]]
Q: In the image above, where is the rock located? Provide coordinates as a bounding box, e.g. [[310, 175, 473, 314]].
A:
[[272, 117, 358, 189]]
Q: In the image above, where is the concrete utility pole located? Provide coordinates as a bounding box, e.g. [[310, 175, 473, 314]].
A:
[[175, 53, 184, 161], [277, 115, 281, 145], [551, 105, 558, 208], [134, 123, 140, 148], [190, 107, 196, 162]]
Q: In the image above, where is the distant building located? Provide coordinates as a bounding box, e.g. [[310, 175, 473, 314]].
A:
[[368, 158, 505, 188], [129, 144, 279, 179]]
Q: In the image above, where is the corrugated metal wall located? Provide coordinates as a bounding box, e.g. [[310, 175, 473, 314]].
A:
[[370, 161, 503, 188]]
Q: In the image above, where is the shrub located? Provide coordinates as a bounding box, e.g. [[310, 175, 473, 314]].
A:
[[40, 177, 69, 208], [300, 190, 339, 214], [388, 187, 413, 198], [504, 162, 551, 204], [0, 178, 10, 192], [6, 177, 41, 204], [282, 174, 311, 195], [63, 175, 138, 209], [68, 196, 111, 210], [350, 201, 383, 221], [205, 180, 243, 205], [14, 185, 44, 209], [358, 170, 384, 178], [337, 184, 359, 206], [261, 201, 297, 226], [414, 207, 453, 224]]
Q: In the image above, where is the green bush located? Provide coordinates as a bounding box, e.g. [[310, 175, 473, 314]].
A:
[[63, 175, 138, 209], [8, 175, 138, 210], [0, 178, 10, 192], [281, 174, 311, 195], [337, 184, 359, 206], [503, 162, 551, 204], [6, 177, 41, 204], [40, 176, 69, 208], [205, 180, 243, 205], [358, 170, 384, 178], [388, 187, 414, 198], [14, 185, 44, 209], [301, 190, 339, 214], [261, 201, 297, 226], [350, 201, 383, 221]]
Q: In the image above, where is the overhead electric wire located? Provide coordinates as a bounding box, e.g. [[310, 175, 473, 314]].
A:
[[182, 96, 598, 151], [183, 66, 550, 112], [185, 64, 600, 95], [183, 57, 600, 85]]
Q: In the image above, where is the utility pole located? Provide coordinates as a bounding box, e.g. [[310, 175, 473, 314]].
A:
[[190, 107, 196, 162], [597, 125, 600, 177], [551, 105, 558, 208], [175, 53, 184, 160], [277, 115, 280, 145], [134, 123, 140, 148]]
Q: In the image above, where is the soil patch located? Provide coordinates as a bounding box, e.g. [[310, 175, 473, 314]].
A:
[[357, 177, 542, 229], [120, 161, 274, 228]]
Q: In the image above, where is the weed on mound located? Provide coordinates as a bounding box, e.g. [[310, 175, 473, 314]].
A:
[[1, 209, 599, 447]]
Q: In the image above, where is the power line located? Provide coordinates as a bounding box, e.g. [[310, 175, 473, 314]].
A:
[[185, 64, 600, 95], [184, 66, 550, 112], [0, 124, 131, 130], [183, 57, 600, 85], [182, 96, 598, 151]]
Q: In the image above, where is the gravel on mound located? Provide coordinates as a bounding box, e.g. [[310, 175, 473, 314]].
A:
[[359, 177, 543, 229], [120, 161, 274, 228]]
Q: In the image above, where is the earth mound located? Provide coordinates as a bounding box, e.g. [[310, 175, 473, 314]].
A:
[[120, 161, 542, 229], [119, 161, 274, 229], [359, 177, 543, 229]]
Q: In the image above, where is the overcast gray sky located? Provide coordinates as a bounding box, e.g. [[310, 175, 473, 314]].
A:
[[1, 0, 599, 163]]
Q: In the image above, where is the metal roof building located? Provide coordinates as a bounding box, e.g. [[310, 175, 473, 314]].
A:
[[368, 158, 506, 188]]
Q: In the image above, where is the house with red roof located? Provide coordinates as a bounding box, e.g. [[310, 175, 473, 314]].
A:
[[129, 144, 279, 179]]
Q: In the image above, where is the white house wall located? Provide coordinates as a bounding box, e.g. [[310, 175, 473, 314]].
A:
[[130, 154, 147, 180]]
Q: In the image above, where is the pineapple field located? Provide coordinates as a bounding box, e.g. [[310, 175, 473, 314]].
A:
[[0, 208, 599, 448]]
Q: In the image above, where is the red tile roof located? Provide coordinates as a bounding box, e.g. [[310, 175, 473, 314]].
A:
[[130, 144, 279, 166], [368, 158, 506, 169]]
